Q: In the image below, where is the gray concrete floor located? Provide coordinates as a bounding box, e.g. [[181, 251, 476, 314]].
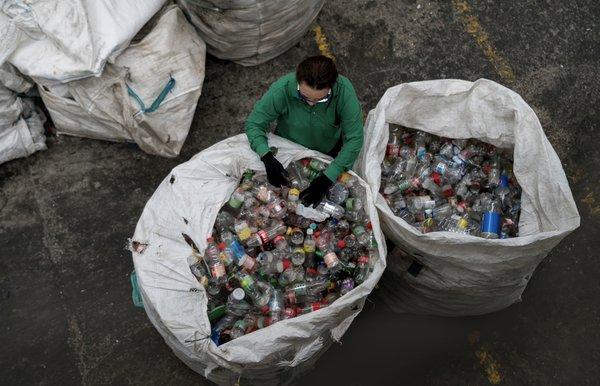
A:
[[1, 0, 599, 385]]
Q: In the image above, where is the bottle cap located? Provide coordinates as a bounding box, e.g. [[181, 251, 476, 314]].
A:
[[306, 228, 313, 235], [337, 240, 346, 249], [273, 235, 285, 243], [232, 288, 245, 301], [261, 305, 270, 314], [366, 222, 372, 231], [358, 255, 370, 265], [218, 242, 226, 250]]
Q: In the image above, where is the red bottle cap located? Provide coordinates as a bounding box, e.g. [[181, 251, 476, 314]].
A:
[[218, 242, 225, 250], [358, 255, 370, 264], [300, 158, 310, 166], [284, 307, 297, 318], [337, 240, 346, 249], [306, 268, 318, 277], [366, 222, 372, 231], [431, 172, 442, 185], [261, 305, 270, 314], [273, 235, 285, 243], [312, 302, 322, 311], [282, 259, 292, 271]]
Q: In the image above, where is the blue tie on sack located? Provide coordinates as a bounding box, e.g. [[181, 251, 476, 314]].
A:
[[130, 270, 144, 308], [127, 76, 176, 114]]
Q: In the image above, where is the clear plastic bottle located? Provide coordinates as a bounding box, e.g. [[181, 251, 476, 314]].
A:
[[229, 318, 249, 340], [316, 200, 345, 219], [285, 277, 328, 304], [205, 237, 226, 284], [386, 127, 402, 160], [278, 265, 305, 286], [235, 271, 271, 307], [273, 235, 289, 251], [218, 242, 234, 267], [295, 302, 324, 315], [290, 227, 304, 246], [290, 247, 306, 266], [266, 196, 287, 219], [308, 158, 327, 172], [406, 195, 436, 212], [246, 222, 287, 247], [354, 255, 370, 284], [303, 228, 316, 253], [226, 288, 252, 316], [328, 182, 349, 205], [267, 289, 284, 323], [287, 161, 310, 190]]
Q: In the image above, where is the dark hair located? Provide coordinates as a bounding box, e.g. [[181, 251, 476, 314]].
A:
[[296, 55, 338, 90]]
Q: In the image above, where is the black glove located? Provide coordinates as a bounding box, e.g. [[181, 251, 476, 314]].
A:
[[300, 174, 334, 208], [261, 151, 289, 187]]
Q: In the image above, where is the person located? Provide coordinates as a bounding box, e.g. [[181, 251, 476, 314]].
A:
[[245, 55, 363, 207]]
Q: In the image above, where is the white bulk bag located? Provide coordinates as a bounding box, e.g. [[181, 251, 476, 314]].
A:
[[38, 6, 206, 157], [0, 64, 46, 165], [131, 134, 386, 385], [0, 0, 167, 85], [355, 79, 579, 316], [176, 0, 325, 66]]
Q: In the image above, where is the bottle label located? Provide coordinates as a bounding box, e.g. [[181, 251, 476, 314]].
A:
[[323, 252, 339, 268], [228, 196, 243, 209], [386, 143, 400, 157], [258, 230, 269, 244], [481, 212, 501, 236], [237, 227, 251, 241], [304, 244, 315, 253], [210, 262, 226, 278], [346, 198, 355, 211]]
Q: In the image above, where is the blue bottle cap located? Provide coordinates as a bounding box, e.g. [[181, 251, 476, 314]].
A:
[[499, 175, 509, 188], [309, 223, 317, 230]]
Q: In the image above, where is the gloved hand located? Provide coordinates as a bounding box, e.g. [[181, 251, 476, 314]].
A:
[[261, 151, 289, 187], [300, 174, 334, 208]]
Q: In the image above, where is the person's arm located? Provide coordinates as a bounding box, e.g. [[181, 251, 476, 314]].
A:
[[245, 84, 286, 157], [323, 83, 364, 181]]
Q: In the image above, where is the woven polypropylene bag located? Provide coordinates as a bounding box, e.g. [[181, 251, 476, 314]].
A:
[[355, 79, 579, 316], [131, 134, 386, 385]]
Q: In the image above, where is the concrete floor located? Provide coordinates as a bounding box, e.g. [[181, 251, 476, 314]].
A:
[[1, 0, 599, 384]]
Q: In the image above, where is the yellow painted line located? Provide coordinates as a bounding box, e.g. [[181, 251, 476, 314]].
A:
[[312, 25, 335, 60], [468, 330, 503, 384], [452, 0, 516, 84]]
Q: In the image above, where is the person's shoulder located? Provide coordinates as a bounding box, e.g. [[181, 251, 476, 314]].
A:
[[269, 73, 295, 92], [335, 75, 358, 96]]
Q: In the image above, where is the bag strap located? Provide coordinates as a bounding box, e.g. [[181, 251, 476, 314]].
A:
[[127, 76, 176, 114]]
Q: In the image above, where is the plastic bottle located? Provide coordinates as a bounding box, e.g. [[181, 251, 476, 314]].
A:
[[266, 196, 287, 219], [288, 188, 300, 202], [340, 278, 355, 295], [218, 242, 234, 267], [234, 219, 252, 242], [285, 278, 328, 304], [205, 237, 226, 284], [211, 314, 237, 345], [235, 271, 271, 307], [290, 247, 306, 266], [303, 228, 316, 254], [226, 288, 252, 316], [229, 318, 249, 340], [386, 127, 402, 160], [278, 266, 305, 286], [290, 227, 304, 246], [328, 182, 349, 205], [273, 235, 289, 251], [229, 239, 257, 272], [267, 289, 284, 323], [295, 302, 324, 315], [354, 255, 370, 284], [316, 200, 345, 219], [246, 222, 287, 247], [480, 197, 503, 239], [287, 161, 310, 190], [308, 158, 327, 172]]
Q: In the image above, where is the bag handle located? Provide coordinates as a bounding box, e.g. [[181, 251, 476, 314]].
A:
[[127, 76, 176, 114]]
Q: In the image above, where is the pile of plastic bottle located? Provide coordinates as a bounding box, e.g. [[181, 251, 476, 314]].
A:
[[188, 158, 377, 346], [380, 126, 522, 238]]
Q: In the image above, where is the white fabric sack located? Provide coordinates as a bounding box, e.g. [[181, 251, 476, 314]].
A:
[[0, 64, 46, 165], [176, 0, 325, 66], [355, 79, 580, 316], [131, 134, 386, 385], [38, 6, 207, 157], [0, 0, 167, 85]]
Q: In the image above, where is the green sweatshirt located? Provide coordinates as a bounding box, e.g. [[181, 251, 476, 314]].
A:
[[245, 73, 363, 181]]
